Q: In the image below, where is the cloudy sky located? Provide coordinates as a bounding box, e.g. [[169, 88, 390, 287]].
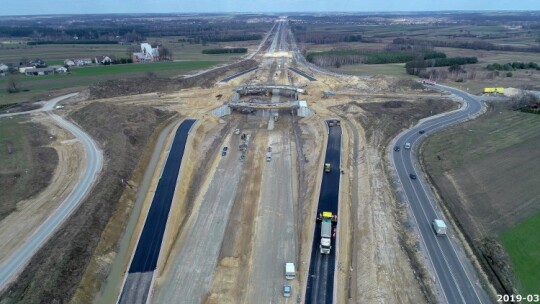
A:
[[3, 0, 540, 15]]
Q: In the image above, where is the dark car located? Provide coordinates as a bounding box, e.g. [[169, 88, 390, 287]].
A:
[[394, 146, 400, 152], [419, 130, 425, 134], [409, 173, 417, 180]]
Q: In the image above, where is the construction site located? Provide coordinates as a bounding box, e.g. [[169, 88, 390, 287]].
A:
[[0, 18, 496, 304]]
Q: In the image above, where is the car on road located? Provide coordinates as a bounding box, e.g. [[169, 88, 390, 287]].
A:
[[409, 173, 417, 180], [419, 130, 425, 134], [394, 146, 400, 152], [404, 142, 411, 149], [324, 163, 331, 172], [234, 128, 241, 135], [283, 284, 291, 297], [222, 147, 228, 156]]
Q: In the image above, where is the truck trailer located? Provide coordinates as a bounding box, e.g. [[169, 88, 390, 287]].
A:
[[320, 212, 333, 254], [432, 219, 447, 236]]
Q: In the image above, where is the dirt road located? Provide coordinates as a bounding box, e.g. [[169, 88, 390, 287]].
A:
[[245, 118, 298, 304]]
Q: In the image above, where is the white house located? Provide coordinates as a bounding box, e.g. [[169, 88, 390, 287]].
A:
[[76, 58, 93, 66], [51, 65, 68, 74], [132, 43, 160, 62], [95, 55, 116, 65], [64, 59, 75, 67], [24, 67, 55, 76], [0, 64, 8, 72]]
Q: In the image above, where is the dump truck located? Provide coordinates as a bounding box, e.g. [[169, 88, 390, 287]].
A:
[[285, 262, 295, 280], [320, 211, 332, 254], [432, 219, 447, 236]]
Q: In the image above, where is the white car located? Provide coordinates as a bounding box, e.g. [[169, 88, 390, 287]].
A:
[[283, 284, 291, 297]]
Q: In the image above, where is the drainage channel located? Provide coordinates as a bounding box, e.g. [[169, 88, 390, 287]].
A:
[[305, 121, 342, 304], [118, 119, 196, 304]]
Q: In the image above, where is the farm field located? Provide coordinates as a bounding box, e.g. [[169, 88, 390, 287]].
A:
[[500, 212, 540, 295], [421, 102, 540, 294], [422, 102, 540, 237], [296, 23, 540, 90]]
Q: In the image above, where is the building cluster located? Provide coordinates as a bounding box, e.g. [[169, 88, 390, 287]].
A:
[[0, 43, 162, 78], [132, 43, 160, 62]]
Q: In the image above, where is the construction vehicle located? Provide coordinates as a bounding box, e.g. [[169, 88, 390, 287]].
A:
[[285, 262, 295, 280], [432, 219, 447, 236], [320, 212, 332, 254], [324, 163, 331, 173]]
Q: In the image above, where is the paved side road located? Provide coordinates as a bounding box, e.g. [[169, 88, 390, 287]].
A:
[[391, 85, 491, 304], [0, 93, 104, 291]]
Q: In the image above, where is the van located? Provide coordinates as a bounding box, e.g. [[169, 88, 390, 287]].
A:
[[404, 142, 411, 149], [285, 262, 295, 280]]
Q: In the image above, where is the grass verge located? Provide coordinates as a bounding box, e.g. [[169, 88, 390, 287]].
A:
[[500, 212, 540, 295]]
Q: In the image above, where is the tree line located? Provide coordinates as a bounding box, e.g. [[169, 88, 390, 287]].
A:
[[392, 37, 540, 53], [487, 62, 540, 71], [305, 49, 446, 67]]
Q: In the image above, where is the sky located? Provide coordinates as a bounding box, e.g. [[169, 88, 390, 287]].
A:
[[2, 0, 540, 15]]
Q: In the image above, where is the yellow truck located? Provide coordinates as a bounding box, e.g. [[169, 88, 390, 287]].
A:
[[483, 87, 504, 94]]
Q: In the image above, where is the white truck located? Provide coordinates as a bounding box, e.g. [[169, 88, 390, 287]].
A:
[[285, 262, 295, 280], [432, 219, 447, 236], [320, 217, 332, 254]]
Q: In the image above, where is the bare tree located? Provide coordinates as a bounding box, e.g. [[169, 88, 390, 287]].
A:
[[7, 74, 20, 93], [126, 45, 139, 57], [160, 46, 173, 60]]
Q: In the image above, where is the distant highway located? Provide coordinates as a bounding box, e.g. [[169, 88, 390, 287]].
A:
[[0, 93, 104, 291], [391, 85, 491, 304], [305, 122, 342, 304]]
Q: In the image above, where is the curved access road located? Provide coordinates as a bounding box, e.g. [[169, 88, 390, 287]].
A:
[[391, 85, 491, 304], [0, 93, 104, 290]]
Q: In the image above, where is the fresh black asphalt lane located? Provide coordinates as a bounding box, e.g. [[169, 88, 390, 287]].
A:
[[305, 122, 341, 304], [220, 66, 259, 82], [288, 66, 317, 81], [128, 119, 195, 273]]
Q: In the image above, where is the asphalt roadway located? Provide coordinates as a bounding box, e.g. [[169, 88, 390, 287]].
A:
[[305, 122, 341, 304], [0, 93, 104, 291], [118, 119, 195, 304], [391, 84, 491, 304], [288, 67, 317, 81]]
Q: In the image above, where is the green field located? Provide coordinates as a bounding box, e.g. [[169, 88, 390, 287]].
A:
[[0, 61, 219, 105], [500, 212, 540, 295]]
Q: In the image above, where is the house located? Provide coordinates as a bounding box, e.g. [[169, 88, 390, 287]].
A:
[[0, 64, 8, 73], [64, 59, 75, 67], [95, 55, 116, 65], [75, 58, 93, 66], [51, 65, 68, 74], [19, 65, 36, 74], [24, 67, 55, 76], [28, 58, 47, 68], [132, 42, 160, 62]]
